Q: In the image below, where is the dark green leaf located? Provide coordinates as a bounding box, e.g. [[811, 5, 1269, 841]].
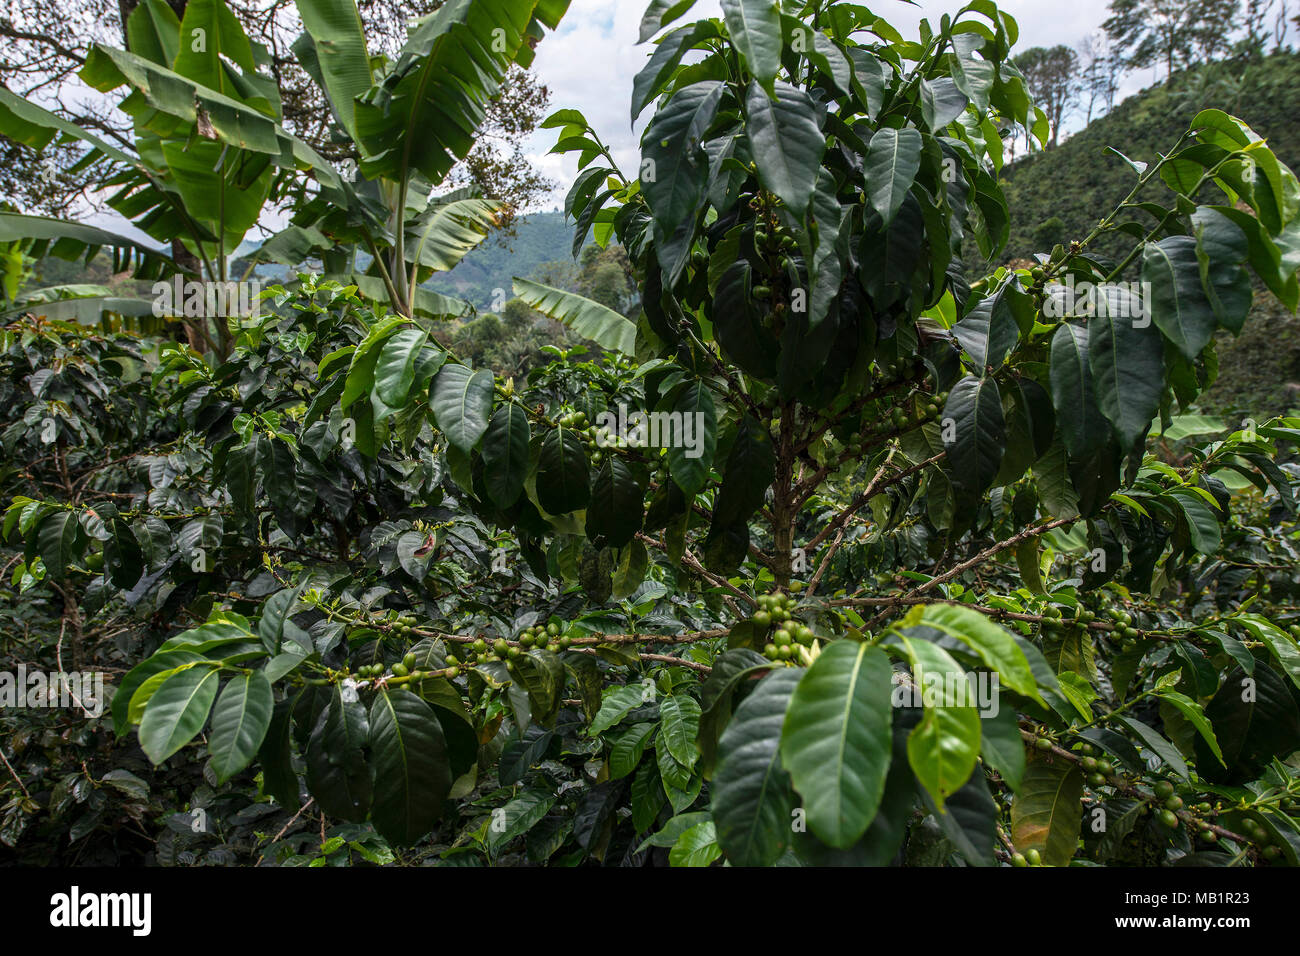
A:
[[430, 363, 494, 453], [368, 689, 451, 845], [482, 404, 531, 508]]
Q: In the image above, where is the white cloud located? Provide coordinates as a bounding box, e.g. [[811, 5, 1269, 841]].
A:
[[521, 0, 715, 209]]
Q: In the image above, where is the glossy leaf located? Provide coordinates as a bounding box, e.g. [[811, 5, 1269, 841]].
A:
[[662, 382, 716, 495], [902, 637, 981, 809], [368, 689, 452, 846], [306, 685, 372, 822], [482, 404, 531, 508], [1049, 322, 1110, 457], [208, 671, 274, 783], [138, 665, 221, 764], [430, 363, 494, 453], [942, 375, 1005, 493], [744, 81, 825, 217], [1089, 304, 1164, 450], [865, 127, 923, 227], [537, 425, 591, 514], [711, 669, 799, 866], [720, 0, 782, 90], [780, 641, 893, 848]]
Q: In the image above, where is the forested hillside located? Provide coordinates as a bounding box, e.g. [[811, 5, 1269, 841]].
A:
[[998, 52, 1300, 415]]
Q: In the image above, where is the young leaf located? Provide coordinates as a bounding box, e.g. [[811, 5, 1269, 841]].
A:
[[657, 695, 702, 770], [901, 637, 981, 809], [138, 665, 221, 764], [208, 671, 274, 784]]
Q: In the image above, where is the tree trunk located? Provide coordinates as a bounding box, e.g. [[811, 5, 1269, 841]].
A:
[[770, 404, 796, 589]]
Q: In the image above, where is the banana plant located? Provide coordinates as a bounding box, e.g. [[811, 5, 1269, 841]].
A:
[[0, 0, 571, 346], [248, 0, 571, 321], [0, 0, 339, 352]]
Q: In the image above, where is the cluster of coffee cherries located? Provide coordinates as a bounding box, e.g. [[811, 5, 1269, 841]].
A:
[[383, 612, 419, 636], [1230, 806, 1293, 860], [462, 621, 573, 665], [1038, 602, 1142, 641], [556, 408, 621, 464], [356, 650, 459, 682], [517, 621, 572, 653], [1010, 848, 1042, 866], [1149, 779, 1188, 831], [1077, 742, 1119, 790], [886, 393, 945, 432], [1103, 605, 1142, 640], [751, 593, 816, 663], [1034, 735, 1134, 795], [1143, 781, 1270, 855], [819, 397, 941, 460]]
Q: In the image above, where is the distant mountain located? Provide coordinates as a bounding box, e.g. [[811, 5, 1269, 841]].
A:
[[424, 210, 588, 311], [229, 213, 588, 302]]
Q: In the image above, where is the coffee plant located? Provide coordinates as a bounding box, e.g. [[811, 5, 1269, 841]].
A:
[[2, 0, 1300, 868]]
